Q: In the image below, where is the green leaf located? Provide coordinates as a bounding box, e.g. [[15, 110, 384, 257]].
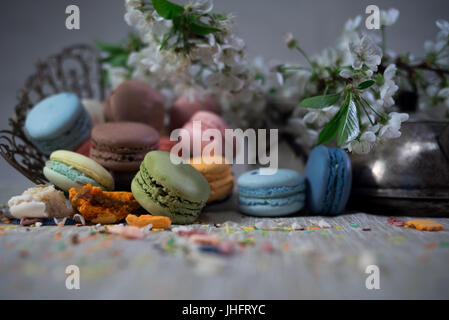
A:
[[358, 80, 375, 90], [300, 92, 341, 109], [152, 0, 184, 20], [337, 93, 360, 146], [95, 41, 125, 54], [187, 16, 221, 36], [317, 111, 341, 145], [104, 54, 129, 67]]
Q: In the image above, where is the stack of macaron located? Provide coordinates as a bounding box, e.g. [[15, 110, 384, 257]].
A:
[[237, 146, 352, 217], [189, 156, 234, 203], [23, 80, 235, 224], [90, 122, 160, 190]]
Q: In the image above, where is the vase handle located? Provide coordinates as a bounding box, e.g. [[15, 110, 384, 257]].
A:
[[438, 123, 449, 162]]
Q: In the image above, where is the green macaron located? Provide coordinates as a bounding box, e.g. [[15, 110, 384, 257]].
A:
[[131, 151, 210, 224]]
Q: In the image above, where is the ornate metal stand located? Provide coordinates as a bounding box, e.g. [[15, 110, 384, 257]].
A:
[[0, 45, 104, 184]]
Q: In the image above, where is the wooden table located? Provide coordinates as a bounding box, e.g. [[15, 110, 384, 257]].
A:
[[1, 196, 448, 299]]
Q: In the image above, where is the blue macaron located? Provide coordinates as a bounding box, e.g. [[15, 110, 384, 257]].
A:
[[238, 169, 306, 217], [305, 146, 352, 215], [24, 93, 92, 155]]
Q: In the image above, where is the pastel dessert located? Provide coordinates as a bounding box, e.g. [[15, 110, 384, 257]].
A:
[[90, 122, 160, 190], [170, 95, 221, 130], [305, 146, 352, 215], [44, 150, 114, 192], [69, 184, 141, 224], [104, 80, 165, 132], [25, 93, 92, 155], [8, 185, 72, 219], [126, 214, 172, 229], [131, 151, 210, 224], [90, 122, 159, 172], [190, 156, 234, 203], [238, 169, 306, 217], [82, 99, 105, 125], [180, 111, 230, 158]]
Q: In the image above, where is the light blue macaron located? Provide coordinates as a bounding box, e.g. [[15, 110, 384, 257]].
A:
[[25, 93, 92, 155], [238, 169, 306, 217], [305, 146, 352, 215]]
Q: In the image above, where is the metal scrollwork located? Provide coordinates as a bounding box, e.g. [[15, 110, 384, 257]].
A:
[[0, 45, 105, 184]]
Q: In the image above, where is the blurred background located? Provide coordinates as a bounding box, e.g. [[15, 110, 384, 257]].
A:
[[1, 0, 448, 197]]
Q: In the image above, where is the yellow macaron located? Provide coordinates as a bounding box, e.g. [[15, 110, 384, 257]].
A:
[[44, 150, 114, 191], [190, 156, 234, 203]]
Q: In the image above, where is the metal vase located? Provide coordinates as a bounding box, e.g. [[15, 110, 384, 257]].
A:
[[349, 121, 449, 217]]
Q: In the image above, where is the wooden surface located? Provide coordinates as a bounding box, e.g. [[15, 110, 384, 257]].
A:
[[1, 198, 449, 299]]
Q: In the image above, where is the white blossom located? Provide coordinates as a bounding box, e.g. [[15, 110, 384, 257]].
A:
[[349, 35, 383, 71], [344, 129, 377, 154], [378, 112, 409, 141], [380, 8, 400, 27], [378, 64, 399, 109]]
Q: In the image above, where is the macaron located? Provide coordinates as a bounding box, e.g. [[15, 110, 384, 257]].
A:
[[25, 93, 92, 155], [305, 146, 352, 215], [104, 80, 165, 132], [238, 169, 306, 217], [132, 151, 210, 224], [90, 122, 160, 190], [190, 156, 234, 203], [43, 150, 114, 192], [180, 111, 230, 158], [170, 95, 221, 130]]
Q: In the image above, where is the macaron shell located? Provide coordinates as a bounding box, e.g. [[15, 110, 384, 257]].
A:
[[170, 95, 221, 130], [105, 80, 165, 131], [189, 156, 234, 203], [27, 107, 92, 155], [333, 148, 352, 214], [142, 151, 210, 203], [25, 93, 83, 139], [305, 146, 330, 214], [209, 175, 234, 202], [239, 193, 305, 217], [50, 150, 114, 190], [91, 122, 159, 151]]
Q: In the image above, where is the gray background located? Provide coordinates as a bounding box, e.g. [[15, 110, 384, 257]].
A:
[[1, 0, 448, 197]]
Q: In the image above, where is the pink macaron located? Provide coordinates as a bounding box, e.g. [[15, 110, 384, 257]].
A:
[[179, 111, 230, 158], [170, 95, 221, 130]]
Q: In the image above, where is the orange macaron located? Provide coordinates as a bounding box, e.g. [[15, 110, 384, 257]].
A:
[[190, 156, 234, 203]]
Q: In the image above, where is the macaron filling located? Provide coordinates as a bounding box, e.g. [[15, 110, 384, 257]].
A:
[[239, 184, 305, 198], [29, 109, 92, 155], [239, 193, 306, 207], [45, 161, 105, 189], [134, 166, 205, 218]]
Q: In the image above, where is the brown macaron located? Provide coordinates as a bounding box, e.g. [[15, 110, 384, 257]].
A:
[[169, 95, 221, 130], [90, 122, 160, 172], [104, 80, 165, 132]]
